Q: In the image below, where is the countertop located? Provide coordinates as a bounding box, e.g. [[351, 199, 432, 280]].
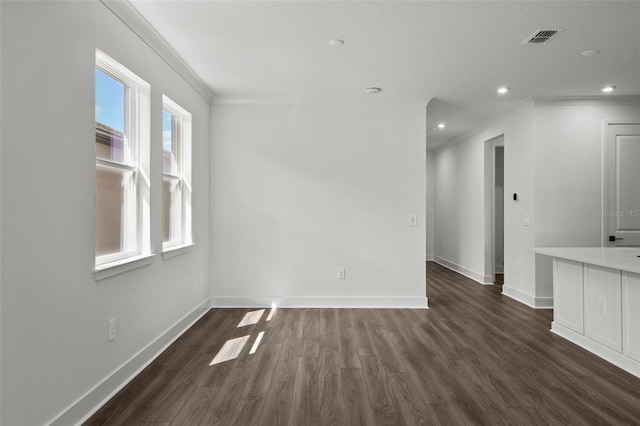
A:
[[535, 247, 640, 274]]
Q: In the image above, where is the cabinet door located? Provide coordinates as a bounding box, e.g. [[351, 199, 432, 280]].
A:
[[585, 265, 622, 352], [623, 272, 640, 362], [554, 259, 584, 334]]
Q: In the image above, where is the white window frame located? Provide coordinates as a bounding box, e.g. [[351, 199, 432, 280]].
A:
[[95, 49, 152, 278], [162, 95, 193, 255]]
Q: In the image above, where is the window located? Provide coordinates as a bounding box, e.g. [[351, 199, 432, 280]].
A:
[[162, 96, 192, 252], [95, 49, 151, 273]]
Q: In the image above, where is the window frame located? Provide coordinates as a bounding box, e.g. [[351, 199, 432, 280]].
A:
[[162, 95, 193, 253], [95, 49, 152, 276]]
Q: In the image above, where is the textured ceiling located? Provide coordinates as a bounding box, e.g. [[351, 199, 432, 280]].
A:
[[130, 0, 640, 149]]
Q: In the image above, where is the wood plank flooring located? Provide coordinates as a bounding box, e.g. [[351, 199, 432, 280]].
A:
[[86, 262, 640, 425]]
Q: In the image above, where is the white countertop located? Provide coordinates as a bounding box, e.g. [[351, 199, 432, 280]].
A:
[[535, 247, 640, 274]]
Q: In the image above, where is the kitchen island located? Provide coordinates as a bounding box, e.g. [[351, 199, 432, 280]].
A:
[[536, 247, 640, 378]]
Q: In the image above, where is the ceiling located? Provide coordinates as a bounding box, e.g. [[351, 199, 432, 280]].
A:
[[129, 0, 640, 149]]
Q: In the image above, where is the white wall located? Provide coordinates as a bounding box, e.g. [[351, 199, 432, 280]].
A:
[[1, 2, 210, 425], [433, 104, 536, 300], [534, 100, 640, 300], [211, 104, 427, 307], [426, 150, 435, 260]]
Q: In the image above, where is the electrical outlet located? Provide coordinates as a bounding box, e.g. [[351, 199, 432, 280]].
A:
[[108, 318, 117, 342], [409, 215, 417, 227], [337, 267, 346, 280], [523, 214, 530, 226], [599, 298, 607, 315]]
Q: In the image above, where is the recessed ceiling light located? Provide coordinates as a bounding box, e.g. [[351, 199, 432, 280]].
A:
[[365, 87, 382, 94], [581, 49, 600, 57], [437, 123, 446, 129], [602, 85, 616, 93], [497, 87, 509, 95], [329, 39, 344, 47]]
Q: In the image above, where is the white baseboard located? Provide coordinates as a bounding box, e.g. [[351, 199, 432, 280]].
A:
[[426, 254, 434, 261], [502, 285, 553, 309], [433, 256, 493, 285], [495, 266, 504, 273], [551, 322, 640, 379], [211, 296, 428, 309], [50, 298, 211, 426]]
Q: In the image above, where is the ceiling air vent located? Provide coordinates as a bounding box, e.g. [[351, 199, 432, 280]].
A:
[[523, 29, 564, 44]]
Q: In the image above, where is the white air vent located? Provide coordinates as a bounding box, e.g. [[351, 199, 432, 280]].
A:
[[523, 29, 564, 44]]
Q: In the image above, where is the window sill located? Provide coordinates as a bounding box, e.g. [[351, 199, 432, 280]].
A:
[[94, 253, 155, 281], [162, 242, 195, 260]]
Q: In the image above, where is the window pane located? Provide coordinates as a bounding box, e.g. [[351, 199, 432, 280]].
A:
[[163, 109, 179, 175], [96, 166, 132, 257], [95, 69, 125, 163], [163, 177, 182, 244]]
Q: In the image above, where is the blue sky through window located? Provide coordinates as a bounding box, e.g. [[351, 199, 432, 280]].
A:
[[162, 109, 172, 153], [95, 68, 125, 132]]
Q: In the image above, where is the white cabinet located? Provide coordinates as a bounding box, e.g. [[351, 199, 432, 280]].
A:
[[554, 259, 584, 334], [584, 265, 622, 352], [623, 272, 640, 362], [539, 247, 640, 379]]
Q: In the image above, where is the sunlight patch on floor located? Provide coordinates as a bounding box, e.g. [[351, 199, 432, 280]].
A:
[[249, 331, 265, 355], [266, 302, 277, 321], [209, 335, 250, 366], [237, 309, 265, 327]]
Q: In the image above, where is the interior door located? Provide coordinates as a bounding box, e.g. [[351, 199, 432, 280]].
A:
[[606, 123, 640, 247]]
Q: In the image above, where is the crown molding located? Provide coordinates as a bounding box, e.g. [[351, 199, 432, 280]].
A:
[[100, 0, 214, 103], [211, 96, 432, 107], [533, 96, 640, 107]]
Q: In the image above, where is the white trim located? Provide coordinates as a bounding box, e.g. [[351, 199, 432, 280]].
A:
[[162, 242, 195, 260], [100, 0, 213, 103], [210, 296, 428, 309], [426, 254, 434, 261], [533, 96, 640, 107], [502, 285, 553, 309], [211, 96, 432, 107], [551, 321, 640, 379], [433, 256, 493, 284], [49, 298, 211, 426], [495, 266, 504, 273], [502, 285, 535, 307], [94, 253, 155, 280]]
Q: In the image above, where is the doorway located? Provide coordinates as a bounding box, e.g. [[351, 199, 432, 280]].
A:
[[493, 145, 505, 285], [484, 135, 505, 286]]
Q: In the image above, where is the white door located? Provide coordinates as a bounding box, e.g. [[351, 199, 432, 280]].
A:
[[606, 124, 640, 247]]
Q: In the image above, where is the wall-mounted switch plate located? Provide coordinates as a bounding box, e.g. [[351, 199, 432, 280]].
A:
[[108, 318, 117, 342], [337, 267, 346, 280], [409, 215, 417, 227], [523, 214, 530, 226]]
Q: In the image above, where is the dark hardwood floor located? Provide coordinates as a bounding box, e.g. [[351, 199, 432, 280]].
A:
[[86, 262, 640, 425], [494, 273, 504, 287]]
